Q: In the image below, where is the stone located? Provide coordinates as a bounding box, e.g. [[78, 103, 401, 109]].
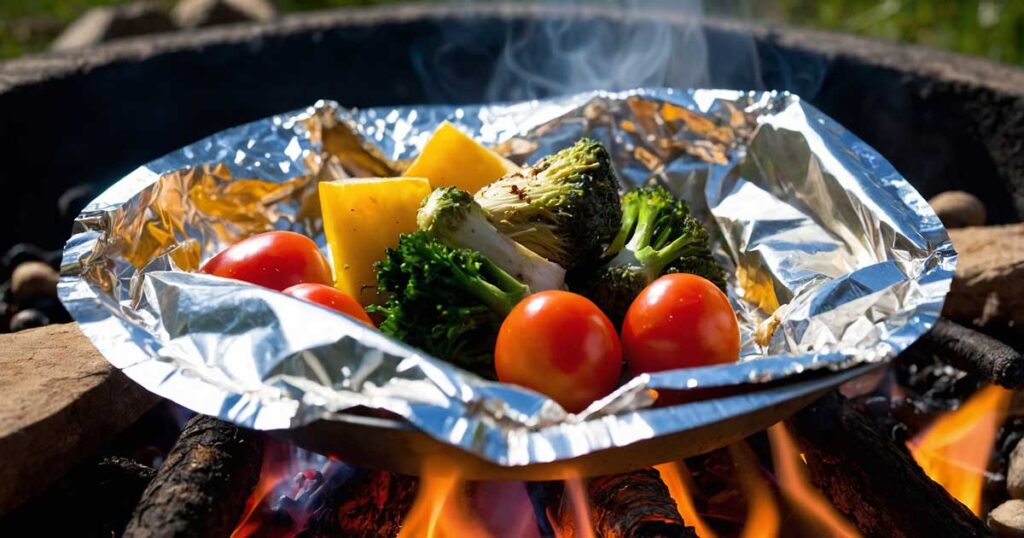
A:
[[10, 261, 58, 305], [1010, 439, 1024, 499], [9, 309, 49, 332], [989, 500, 1024, 537], [944, 223, 1024, 328], [929, 190, 987, 228], [51, 2, 175, 51], [0, 324, 160, 513], [171, 0, 277, 29]]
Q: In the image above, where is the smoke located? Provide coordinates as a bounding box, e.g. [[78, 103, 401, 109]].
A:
[[413, 0, 769, 103]]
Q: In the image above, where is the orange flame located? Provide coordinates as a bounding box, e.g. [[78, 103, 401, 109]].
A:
[[908, 385, 1012, 514], [232, 441, 298, 538], [767, 423, 862, 537], [655, 461, 717, 538], [729, 442, 780, 538], [554, 476, 597, 538], [398, 459, 491, 538]]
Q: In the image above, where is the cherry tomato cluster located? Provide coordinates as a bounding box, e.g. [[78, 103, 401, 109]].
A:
[[200, 231, 372, 326], [495, 274, 739, 413], [201, 232, 739, 414]]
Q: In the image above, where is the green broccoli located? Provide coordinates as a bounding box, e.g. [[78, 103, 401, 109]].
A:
[[474, 138, 622, 270], [371, 231, 529, 376], [575, 185, 726, 325], [418, 186, 565, 292]]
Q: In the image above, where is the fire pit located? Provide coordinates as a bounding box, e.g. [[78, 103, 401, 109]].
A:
[[1, 4, 1022, 538]]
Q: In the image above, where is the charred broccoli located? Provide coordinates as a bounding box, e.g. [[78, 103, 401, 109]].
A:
[[576, 186, 726, 325], [474, 138, 621, 270], [418, 187, 565, 292], [370, 231, 529, 375]]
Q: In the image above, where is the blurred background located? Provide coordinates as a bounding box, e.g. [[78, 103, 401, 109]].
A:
[[2, 0, 1023, 65]]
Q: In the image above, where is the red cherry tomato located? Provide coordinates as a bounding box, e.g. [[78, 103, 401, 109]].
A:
[[201, 231, 332, 291], [495, 291, 622, 413], [622, 273, 739, 375], [283, 283, 374, 327]]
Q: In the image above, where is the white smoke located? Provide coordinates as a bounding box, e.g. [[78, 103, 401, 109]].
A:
[[413, 0, 768, 103]]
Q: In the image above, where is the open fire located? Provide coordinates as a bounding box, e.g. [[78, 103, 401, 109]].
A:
[[230, 381, 1013, 538]]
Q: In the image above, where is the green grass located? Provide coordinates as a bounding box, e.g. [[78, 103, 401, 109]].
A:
[[2, 0, 1023, 66]]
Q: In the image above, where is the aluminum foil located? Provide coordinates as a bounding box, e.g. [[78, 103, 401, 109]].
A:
[[59, 88, 955, 467]]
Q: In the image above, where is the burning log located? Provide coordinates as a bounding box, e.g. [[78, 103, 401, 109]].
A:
[[124, 415, 264, 538], [906, 318, 1023, 389], [788, 391, 991, 537], [552, 468, 697, 538], [299, 469, 418, 537]]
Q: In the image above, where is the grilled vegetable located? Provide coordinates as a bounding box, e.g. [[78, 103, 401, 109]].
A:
[[622, 274, 740, 375], [371, 231, 529, 375], [418, 186, 565, 292], [319, 177, 431, 305], [576, 185, 726, 325], [474, 138, 621, 270], [404, 121, 519, 193], [495, 290, 622, 413]]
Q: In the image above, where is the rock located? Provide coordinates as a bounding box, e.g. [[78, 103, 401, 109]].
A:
[[944, 223, 1024, 328], [51, 2, 175, 51], [929, 190, 987, 228], [1010, 439, 1024, 499], [9, 309, 49, 332], [171, 0, 277, 29], [0, 324, 160, 513], [1, 244, 52, 277], [990, 500, 1024, 537], [10, 261, 58, 306]]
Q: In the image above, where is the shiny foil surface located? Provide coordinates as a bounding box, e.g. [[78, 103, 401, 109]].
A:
[[59, 89, 955, 467]]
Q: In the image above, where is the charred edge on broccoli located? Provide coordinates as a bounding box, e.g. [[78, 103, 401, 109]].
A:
[[575, 185, 726, 326], [370, 231, 529, 376], [474, 138, 622, 270]]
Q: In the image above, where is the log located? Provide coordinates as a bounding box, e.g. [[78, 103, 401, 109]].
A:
[[0, 456, 155, 536], [553, 468, 696, 538], [788, 391, 991, 538], [0, 323, 160, 514], [906, 318, 1024, 389], [124, 415, 264, 538], [299, 469, 418, 538]]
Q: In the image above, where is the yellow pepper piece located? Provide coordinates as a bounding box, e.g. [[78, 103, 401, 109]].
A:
[[404, 121, 518, 193], [319, 177, 431, 306]]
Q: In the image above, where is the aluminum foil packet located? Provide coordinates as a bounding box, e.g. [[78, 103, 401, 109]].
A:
[[59, 88, 955, 467]]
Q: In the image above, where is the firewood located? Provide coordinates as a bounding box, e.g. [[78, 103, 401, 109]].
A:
[[552, 468, 697, 538], [788, 391, 991, 538], [124, 415, 264, 538], [0, 323, 160, 514], [905, 318, 1023, 389], [299, 469, 418, 537], [0, 456, 155, 536]]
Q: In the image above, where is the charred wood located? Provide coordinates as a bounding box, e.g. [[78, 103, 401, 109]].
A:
[[0, 456, 154, 537], [124, 415, 264, 538], [906, 318, 1023, 389], [788, 391, 991, 538], [552, 468, 696, 538], [299, 469, 418, 538]]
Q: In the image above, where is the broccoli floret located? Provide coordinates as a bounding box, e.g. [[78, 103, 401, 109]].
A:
[[418, 187, 565, 292], [576, 186, 726, 325], [474, 138, 622, 270], [370, 231, 529, 376]]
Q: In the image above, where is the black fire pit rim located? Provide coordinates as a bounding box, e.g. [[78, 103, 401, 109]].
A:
[[2, 3, 1023, 98]]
